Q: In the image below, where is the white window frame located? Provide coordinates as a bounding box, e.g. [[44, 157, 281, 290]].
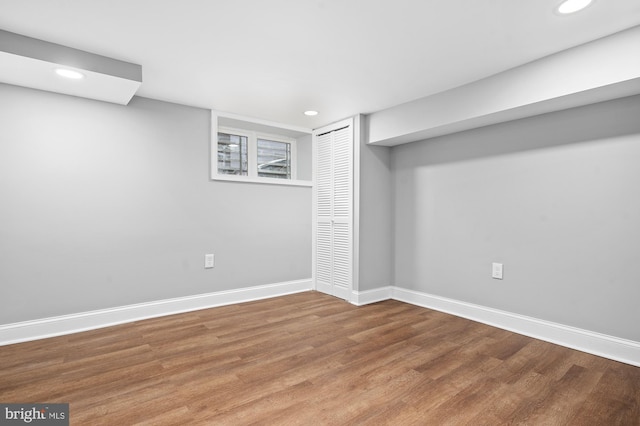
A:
[[211, 112, 312, 187], [217, 128, 251, 177], [256, 135, 296, 180]]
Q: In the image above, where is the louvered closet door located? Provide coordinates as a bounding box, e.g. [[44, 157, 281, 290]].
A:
[[314, 119, 353, 301], [315, 131, 333, 295]]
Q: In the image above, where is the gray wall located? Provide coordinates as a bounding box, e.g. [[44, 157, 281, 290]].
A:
[[296, 134, 312, 181], [358, 116, 393, 291], [0, 83, 312, 324], [392, 94, 640, 342]]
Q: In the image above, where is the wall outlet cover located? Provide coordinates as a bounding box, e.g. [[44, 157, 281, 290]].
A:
[[492, 262, 503, 280]]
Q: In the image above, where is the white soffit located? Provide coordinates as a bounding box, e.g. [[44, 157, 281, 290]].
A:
[[367, 25, 640, 146], [0, 29, 142, 105]]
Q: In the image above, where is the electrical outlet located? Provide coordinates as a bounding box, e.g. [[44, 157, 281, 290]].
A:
[[492, 262, 503, 280], [205, 254, 215, 269]]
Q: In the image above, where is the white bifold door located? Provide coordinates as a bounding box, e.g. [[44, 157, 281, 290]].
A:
[[313, 118, 353, 301]]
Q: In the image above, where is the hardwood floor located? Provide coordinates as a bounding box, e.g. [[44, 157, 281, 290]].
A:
[[1, 291, 638, 425]]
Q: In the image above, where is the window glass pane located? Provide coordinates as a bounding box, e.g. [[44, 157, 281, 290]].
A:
[[257, 139, 291, 179], [218, 132, 248, 175]]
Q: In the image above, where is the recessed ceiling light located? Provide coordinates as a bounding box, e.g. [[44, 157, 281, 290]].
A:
[[55, 68, 85, 79], [304, 110, 319, 116], [556, 0, 593, 15]]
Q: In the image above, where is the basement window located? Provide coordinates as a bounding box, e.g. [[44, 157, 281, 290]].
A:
[[216, 127, 295, 181], [257, 138, 292, 179], [217, 131, 249, 176], [211, 113, 312, 187]]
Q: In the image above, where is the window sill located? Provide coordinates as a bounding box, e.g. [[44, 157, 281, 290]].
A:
[[211, 174, 313, 187]]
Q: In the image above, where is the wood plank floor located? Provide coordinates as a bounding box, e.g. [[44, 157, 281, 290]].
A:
[[1, 291, 639, 425]]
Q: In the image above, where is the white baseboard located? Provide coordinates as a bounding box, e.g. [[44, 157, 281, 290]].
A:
[[4, 280, 638, 367], [0, 279, 313, 346], [392, 286, 640, 367], [351, 286, 393, 306]]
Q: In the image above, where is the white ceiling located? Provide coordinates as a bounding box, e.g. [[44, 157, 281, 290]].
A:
[[1, 0, 639, 129]]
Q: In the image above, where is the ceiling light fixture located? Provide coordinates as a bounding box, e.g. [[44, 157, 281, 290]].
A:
[[55, 68, 85, 79], [556, 0, 593, 15], [304, 110, 319, 116]]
